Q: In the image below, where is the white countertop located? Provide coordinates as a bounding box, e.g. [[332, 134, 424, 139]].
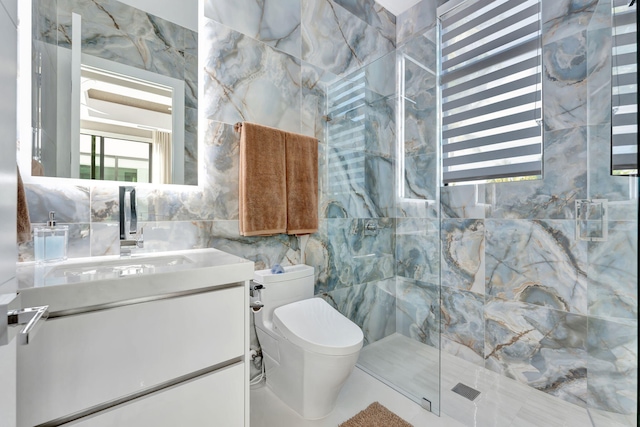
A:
[[14, 248, 254, 313]]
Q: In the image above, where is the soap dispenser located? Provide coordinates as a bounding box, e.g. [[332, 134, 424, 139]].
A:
[[34, 211, 69, 263]]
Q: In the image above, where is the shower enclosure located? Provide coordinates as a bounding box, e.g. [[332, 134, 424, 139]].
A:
[[324, 0, 637, 424]]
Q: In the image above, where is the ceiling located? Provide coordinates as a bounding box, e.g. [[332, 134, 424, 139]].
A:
[[376, 0, 423, 16]]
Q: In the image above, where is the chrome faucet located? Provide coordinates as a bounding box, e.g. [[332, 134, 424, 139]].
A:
[[119, 186, 144, 256]]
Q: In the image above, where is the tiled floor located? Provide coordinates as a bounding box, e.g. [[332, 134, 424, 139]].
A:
[[250, 333, 637, 427]]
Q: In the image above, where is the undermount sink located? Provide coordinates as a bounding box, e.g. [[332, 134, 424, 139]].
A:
[[43, 253, 194, 279]]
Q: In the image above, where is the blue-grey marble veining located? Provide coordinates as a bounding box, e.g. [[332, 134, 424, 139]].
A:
[[301, 0, 394, 76], [204, 221, 301, 271], [322, 279, 396, 345], [440, 184, 487, 219], [25, 183, 90, 224], [586, 317, 637, 414], [543, 31, 589, 131], [333, 0, 395, 43], [542, 0, 599, 41], [396, 218, 440, 284], [204, 0, 301, 58], [441, 287, 485, 366], [325, 218, 395, 291], [304, 220, 330, 293], [587, 221, 638, 321], [486, 219, 587, 314], [363, 50, 396, 98], [201, 121, 240, 221], [203, 18, 302, 132], [487, 126, 588, 219], [441, 219, 485, 294], [396, 276, 440, 349], [585, 28, 611, 127], [403, 153, 437, 202], [396, 0, 437, 45], [365, 95, 396, 158], [485, 298, 588, 407], [301, 62, 337, 140]]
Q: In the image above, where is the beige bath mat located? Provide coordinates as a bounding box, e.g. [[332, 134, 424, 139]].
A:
[[339, 402, 413, 427]]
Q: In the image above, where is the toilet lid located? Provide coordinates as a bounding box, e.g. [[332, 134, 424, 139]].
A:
[[273, 298, 364, 356]]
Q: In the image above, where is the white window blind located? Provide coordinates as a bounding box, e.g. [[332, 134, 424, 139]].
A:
[[439, 0, 543, 185], [611, 0, 637, 175]]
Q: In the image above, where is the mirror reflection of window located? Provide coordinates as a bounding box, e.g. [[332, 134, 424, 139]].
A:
[[80, 65, 173, 184], [79, 134, 152, 183]]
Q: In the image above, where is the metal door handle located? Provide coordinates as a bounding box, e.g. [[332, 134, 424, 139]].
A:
[[7, 305, 49, 345]]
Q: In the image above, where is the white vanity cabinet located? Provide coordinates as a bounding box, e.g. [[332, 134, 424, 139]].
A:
[[14, 249, 253, 427]]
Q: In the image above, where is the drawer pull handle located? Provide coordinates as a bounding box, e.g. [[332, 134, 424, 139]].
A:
[[7, 305, 49, 345]]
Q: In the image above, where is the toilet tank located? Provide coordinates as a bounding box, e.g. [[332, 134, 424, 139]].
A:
[[253, 265, 315, 324]]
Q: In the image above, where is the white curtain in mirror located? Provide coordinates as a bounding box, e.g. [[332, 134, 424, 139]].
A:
[[152, 130, 172, 185]]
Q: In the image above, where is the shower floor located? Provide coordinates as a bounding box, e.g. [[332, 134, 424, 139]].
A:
[[357, 333, 440, 413], [355, 332, 637, 427]]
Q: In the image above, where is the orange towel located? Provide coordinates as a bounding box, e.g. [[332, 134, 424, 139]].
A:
[[238, 122, 287, 236], [285, 132, 318, 235], [17, 166, 32, 243]]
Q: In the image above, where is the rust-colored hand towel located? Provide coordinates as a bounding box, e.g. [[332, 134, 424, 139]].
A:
[[285, 132, 318, 235], [17, 166, 32, 243], [238, 122, 287, 236]]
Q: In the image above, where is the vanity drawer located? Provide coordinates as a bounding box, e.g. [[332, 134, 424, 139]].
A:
[[17, 285, 245, 427], [66, 363, 245, 427]]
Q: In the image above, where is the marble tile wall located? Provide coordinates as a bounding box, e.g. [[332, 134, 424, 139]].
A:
[[396, 0, 637, 417]]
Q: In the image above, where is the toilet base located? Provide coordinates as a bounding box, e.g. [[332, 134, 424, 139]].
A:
[[260, 332, 360, 420]]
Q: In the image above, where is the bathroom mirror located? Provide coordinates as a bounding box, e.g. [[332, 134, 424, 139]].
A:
[[17, 0, 199, 185]]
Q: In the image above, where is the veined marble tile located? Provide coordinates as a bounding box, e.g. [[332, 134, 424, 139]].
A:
[[363, 50, 396, 98], [441, 287, 485, 366], [440, 184, 487, 219], [304, 220, 330, 294], [395, 198, 438, 219], [365, 95, 396, 158], [184, 106, 198, 186], [403, 92, 438, 159], [204, 220, 301, 271], [89, 222, 119, 256], [322, 279, 396, 345], [542, 0, 599, 40], [325, 218, 395, 291], [203, 18, 302, 132], [587, 317, 638, 414], [301, 62, 336, 140], [484, 298, 588, 407], [543, 31, 589, 131], [301, 0, 394, 76], [333, 0, 395, 43], [396, 277, 440, 348], [204, 0, 301, 58], [588, 221, 638, 321], [585, 28, 611, 127], [396, 218, 440, 283], [202, 120, 240, 221], [396, 1, 437, 46], [365, 154, 395, 217], [403, 153, 437, 202], [487, 126, 588, 219], [485, 219, 588, 314], [25, 182, 90, 223], [441, 219, 485, 294]]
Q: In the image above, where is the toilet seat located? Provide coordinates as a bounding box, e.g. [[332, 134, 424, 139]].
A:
[[273, 298, 363, 356]]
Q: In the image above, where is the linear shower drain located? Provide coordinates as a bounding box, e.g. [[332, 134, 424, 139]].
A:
[[451, 383, 481, 401]]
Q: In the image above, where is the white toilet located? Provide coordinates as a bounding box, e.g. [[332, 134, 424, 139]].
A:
[[252, 265, 363, 420]]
